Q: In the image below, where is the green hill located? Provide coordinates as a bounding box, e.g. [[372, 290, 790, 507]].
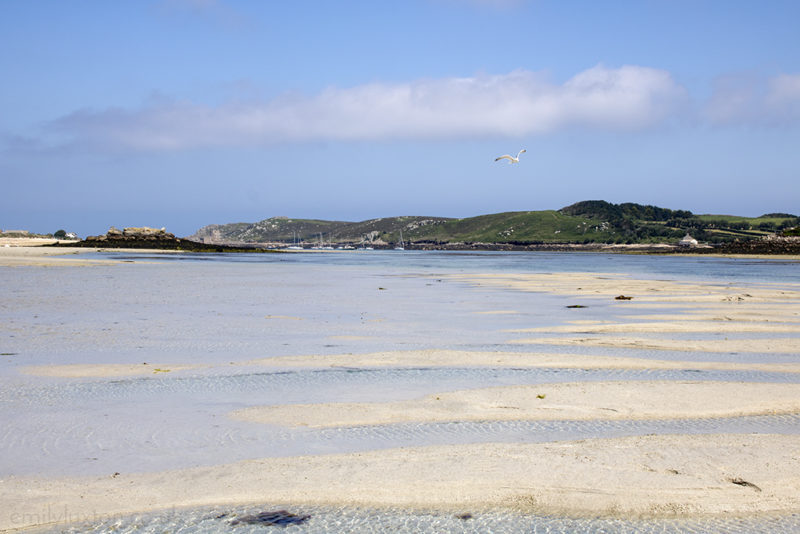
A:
[[188, 202, 800, 247]]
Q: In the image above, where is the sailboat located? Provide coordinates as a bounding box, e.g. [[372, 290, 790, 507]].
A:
[[394, 230, 405, 251], [320, 233, 334, 250], [287, 231, 302, 250]]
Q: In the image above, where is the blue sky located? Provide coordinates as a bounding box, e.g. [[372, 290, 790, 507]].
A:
[[2, 0, 799, 237]]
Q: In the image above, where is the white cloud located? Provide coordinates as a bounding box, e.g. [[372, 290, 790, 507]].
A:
[[705, 73, 800, 126], [50, 65, 687, 151]]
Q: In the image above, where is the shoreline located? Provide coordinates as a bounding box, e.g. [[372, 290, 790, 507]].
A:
[[2, 434, 799, 531], [3, 237, 800, 261], [0, 243, 800, 267]]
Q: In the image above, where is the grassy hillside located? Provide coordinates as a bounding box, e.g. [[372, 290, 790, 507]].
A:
[[188, 202, 800, 247], [406, 210, 616, 244]]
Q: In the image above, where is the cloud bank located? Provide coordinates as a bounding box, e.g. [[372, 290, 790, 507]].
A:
[[43, 66, 800, 152], [50, 65, 688, 151]]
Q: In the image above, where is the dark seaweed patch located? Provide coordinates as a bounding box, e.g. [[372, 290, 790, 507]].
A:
[[229, 509, 311, 526]]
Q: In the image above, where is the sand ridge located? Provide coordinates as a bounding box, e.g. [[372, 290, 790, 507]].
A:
[[20, 363, 204, 378], [231, 380, 800, 428], [244, 349, 800, 373], [2, 434, 799, 531], [508, 335, 800, 353]]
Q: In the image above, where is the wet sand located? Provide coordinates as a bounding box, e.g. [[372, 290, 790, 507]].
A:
[[21, 363, 203, 378], [2, 434, 798, 528], [231, 381, 800, 428], [2, 249, 800, 530], [0, 241, 174, 266], [243, 349, 800, 373]]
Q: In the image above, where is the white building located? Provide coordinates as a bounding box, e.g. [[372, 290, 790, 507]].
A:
[[679, 233, 698, 247]]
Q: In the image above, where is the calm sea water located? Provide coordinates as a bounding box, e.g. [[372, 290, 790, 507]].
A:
[[2, 250, 799, 533], [87, 248, 800, 282]]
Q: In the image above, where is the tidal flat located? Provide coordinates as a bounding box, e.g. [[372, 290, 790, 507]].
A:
[[1, 247, 799, 532]]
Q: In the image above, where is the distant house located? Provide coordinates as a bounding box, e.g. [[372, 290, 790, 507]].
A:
[[679, 233, 698, 247], [65, 232, 78, 239]]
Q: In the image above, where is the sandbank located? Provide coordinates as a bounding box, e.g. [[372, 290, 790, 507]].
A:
[[509, 335, 800, 353], [2, 434, 799, 531], [626, 312, 800, 322], [0, 243, 175, 266], [0, 245, 104, 266], [508, 320, 800, 334], [231, 381, 800, 428], [20, 363, 203, 378], [451, 272, 800, 303], [246, 349, 800, 373]]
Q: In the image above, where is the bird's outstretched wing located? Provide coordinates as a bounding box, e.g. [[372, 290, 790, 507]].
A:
[[495, 155, 513, 162]]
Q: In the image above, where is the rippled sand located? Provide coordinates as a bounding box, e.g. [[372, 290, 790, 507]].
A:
[[3, 434, 798, 525], [245, 349, 800, 373], [231, 381, 800, 427], [3, 250, 800, 531]]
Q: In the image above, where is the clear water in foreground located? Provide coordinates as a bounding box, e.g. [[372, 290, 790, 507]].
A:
[[2, 250, 799, 532], [50, 504, 800, 534]]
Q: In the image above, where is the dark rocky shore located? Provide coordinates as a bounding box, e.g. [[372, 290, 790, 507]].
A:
[[676, 236, 800, 255], [397, 239, 800, 255], [53, 227, 281, 253], [54, 227, 800, 255]]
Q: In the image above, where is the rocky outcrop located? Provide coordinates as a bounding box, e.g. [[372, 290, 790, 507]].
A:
[[82, 227, 179, 248], [64, 227, 280, 252]]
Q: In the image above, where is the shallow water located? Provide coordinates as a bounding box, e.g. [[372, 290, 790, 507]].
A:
[[34, 504, 800, 534], [3, 365, 800, 476], [2, 250, 800, 532]]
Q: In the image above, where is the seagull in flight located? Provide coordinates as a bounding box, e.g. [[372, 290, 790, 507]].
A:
[[495, 149, 526, 164]]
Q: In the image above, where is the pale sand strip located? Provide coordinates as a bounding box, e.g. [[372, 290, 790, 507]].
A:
[[20, 349, 800, 380], [0, 246, 109, 267], [2, 434, 798, 530], [509, 320, 800, 334], [231, 381, 800, 428], [0, 237, 64, 247], [451, 272, 800, 303], [0, 244, 176, 266], [241, 349, 800, 373], [21, 363, 203, 378], [626, 312, 800, 323], [509, 336, 800, 353], [247, 349, 800, 373]]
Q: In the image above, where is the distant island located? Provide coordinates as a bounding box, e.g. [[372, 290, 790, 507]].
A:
[[188, 200, 800, 254]]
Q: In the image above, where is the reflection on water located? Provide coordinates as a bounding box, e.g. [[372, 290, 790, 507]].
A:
[[89, 249, 800, 284]]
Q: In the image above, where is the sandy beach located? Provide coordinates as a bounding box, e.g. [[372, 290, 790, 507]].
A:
[[2, 247, 799, 531], [3, 434, 798, 528], [0, 243, 106, 267], [0, 239, 177, 267]]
